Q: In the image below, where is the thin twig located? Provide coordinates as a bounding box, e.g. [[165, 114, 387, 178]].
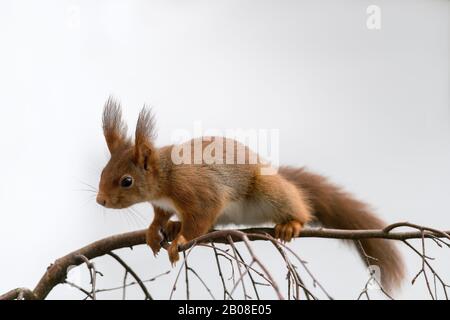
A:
[[77, 255, 97, 300], [183, 251, 190, 300], [227, 236, 248, 300], [107, 252, 153, 300], [211, 243, 233, 300]]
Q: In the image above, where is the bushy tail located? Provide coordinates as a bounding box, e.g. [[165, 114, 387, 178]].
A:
[[279, 166, 404, 292]]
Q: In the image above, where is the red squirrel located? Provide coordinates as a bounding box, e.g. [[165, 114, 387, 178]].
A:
[[96, 98, 404, 291]]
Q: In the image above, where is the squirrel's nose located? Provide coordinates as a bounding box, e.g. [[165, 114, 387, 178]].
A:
[[96, 194, 107, 207]]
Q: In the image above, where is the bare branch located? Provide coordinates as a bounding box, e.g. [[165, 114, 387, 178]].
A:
[[1, 222, 449, 300]]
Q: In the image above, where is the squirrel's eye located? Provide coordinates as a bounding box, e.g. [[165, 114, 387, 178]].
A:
[[120, 176, 133, 188]]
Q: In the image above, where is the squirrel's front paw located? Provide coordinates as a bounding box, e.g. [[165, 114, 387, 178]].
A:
[[146, 226, 163, 256], [168, 234, 187, 265], [163, 221, 181, 241]]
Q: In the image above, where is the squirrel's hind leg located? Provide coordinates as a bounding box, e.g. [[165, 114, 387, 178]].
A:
[[255, 173, 312, 242]]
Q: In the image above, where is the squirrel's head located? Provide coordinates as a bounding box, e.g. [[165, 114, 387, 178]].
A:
[[97, 98, 159, 209]]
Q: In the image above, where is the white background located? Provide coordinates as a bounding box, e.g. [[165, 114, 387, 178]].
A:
[[0, 0, 448, 299]]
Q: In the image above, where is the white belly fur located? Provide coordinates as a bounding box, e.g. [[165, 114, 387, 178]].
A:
[[150, 197, 274, 227], [215, 199, 274, 227]]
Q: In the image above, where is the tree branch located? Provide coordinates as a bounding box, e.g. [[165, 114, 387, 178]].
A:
[[1, 223, 449, 300]]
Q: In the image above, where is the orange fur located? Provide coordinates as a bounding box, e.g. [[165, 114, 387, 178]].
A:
[[278, 166, 405, 292], [97, 98, 404, 290]]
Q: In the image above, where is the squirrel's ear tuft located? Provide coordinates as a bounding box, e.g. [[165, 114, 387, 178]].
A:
[[134, 106, 157, 170], [102, 97, 130, 154]]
